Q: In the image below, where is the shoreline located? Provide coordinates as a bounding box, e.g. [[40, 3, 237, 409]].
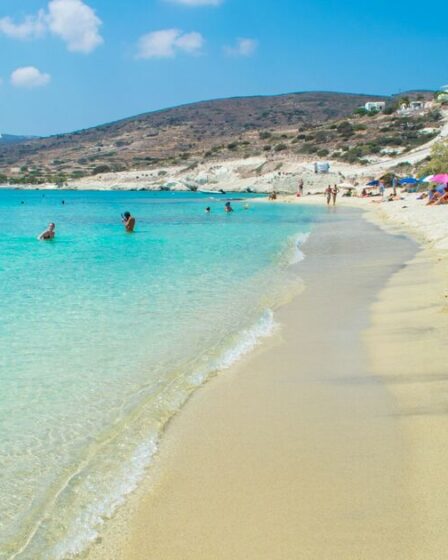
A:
[[85, 205, 447, 560]]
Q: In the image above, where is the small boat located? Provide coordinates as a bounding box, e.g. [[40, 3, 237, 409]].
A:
[[198, 188, 227, 195]]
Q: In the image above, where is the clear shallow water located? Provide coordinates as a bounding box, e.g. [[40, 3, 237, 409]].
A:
[[0, 190, 324, 559]]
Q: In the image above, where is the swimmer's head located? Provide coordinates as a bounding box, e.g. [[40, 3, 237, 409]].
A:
[[49, 223, 55, 231], [123, 211, 131, 219]]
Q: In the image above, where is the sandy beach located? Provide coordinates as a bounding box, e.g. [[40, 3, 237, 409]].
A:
[[84, 198, 448, 560]]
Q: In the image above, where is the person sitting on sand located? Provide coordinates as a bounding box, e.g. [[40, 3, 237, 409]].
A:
[[122, 211, 136, 232], [427, 186, 447, 206], [38, 222, 56, 240], [434, 186, 448, 205], [224, 201, 234, 213], [325, 185, 332, 205]]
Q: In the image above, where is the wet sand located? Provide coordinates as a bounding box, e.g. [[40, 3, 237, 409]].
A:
[[88, 207, 444, 560]]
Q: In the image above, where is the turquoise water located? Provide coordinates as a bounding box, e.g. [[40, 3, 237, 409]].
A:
[[0, 190, 323, 559]]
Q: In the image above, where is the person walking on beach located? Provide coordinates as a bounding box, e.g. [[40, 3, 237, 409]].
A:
[[325, 185, 332, 205], [392, 177, 398, 197], [297, 178, 304, 197], [38, 222, 56, 240], [379, 181, 385, 199], [332, 185, 339, 206], [122, 211, 136, 232]]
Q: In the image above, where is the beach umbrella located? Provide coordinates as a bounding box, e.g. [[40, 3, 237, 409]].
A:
[[420, 175, 435, 183], [431, 173, 448, 184], [399, 177, 420, 185], [366, 180, 379, 186]]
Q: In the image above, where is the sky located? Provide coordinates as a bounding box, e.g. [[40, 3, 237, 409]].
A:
[[0, 0, 447, 136]]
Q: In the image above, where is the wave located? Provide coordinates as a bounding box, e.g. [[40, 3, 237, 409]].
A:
[[19, 311, 278, 560], [289, 231, 310, 265]]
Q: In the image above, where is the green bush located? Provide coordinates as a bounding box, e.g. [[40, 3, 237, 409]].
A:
[[317, 148, 330, 157], [274, 143, 288, 152], [354, 108, 368, 117], [419, 141, 448, 175], [92, 164, 111, 175]]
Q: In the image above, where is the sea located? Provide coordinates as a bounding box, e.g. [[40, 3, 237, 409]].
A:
[[0, 189, 325, 559]]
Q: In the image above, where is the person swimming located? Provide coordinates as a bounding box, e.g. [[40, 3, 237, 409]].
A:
[[122, 211, 136, 232], [224, 201, 234, 213], [205, 206, 211, 214], [38, 222, 56, 240]]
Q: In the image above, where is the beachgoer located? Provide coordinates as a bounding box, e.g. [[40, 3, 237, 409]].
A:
[[224, 201, 234, 213], [332, 185, 339, 205], [205, 206, 211, 214], [361, 188, 368, 197], [61, 200, 65, 205], [38, 222, 56, 240], [379, 181, 385, 198], [392, 177, 398, 196], [434, 186, 448, 205], [325, 185, 332, 205], [122, 211, 136, 232], [297, 179, 304, 197]]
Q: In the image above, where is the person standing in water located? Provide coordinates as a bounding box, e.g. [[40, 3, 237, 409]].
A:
[[224, 201, 234, 213], [325, 185, 332, 206], [38, 222, 56, 240], [331, 185, 339, 206], [122, 211, 136, 232]]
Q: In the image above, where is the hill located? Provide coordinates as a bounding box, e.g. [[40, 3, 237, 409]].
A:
[[0, 92, 386, 181], [0, 90, 438, 185], [0, 133, 34, 145]]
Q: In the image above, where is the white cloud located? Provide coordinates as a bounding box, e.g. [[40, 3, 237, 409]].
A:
[[174, 32, 204, 53], [224, 38, 258, 57], [11, 66, 51, 88], [47, 0, 103, 53], [165, 0, 223, 6], [0, 0, 103, 54], [0, 11, 46, 40], [137, 29, 204, 59]]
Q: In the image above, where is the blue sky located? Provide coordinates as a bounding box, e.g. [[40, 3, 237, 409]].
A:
[[0, 0, 447, 136]]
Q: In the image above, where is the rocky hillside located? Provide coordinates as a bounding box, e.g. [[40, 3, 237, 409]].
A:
[[0, 134, 34, 145], [0, 90, 438, 185], [0, 92, 386, 181]]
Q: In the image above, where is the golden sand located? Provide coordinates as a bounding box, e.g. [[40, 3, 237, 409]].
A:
[[85, 207, 448, 560]]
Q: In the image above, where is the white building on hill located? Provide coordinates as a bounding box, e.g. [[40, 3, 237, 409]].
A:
[[364, 101, 386, 112], [437, 85, 448, 103]]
